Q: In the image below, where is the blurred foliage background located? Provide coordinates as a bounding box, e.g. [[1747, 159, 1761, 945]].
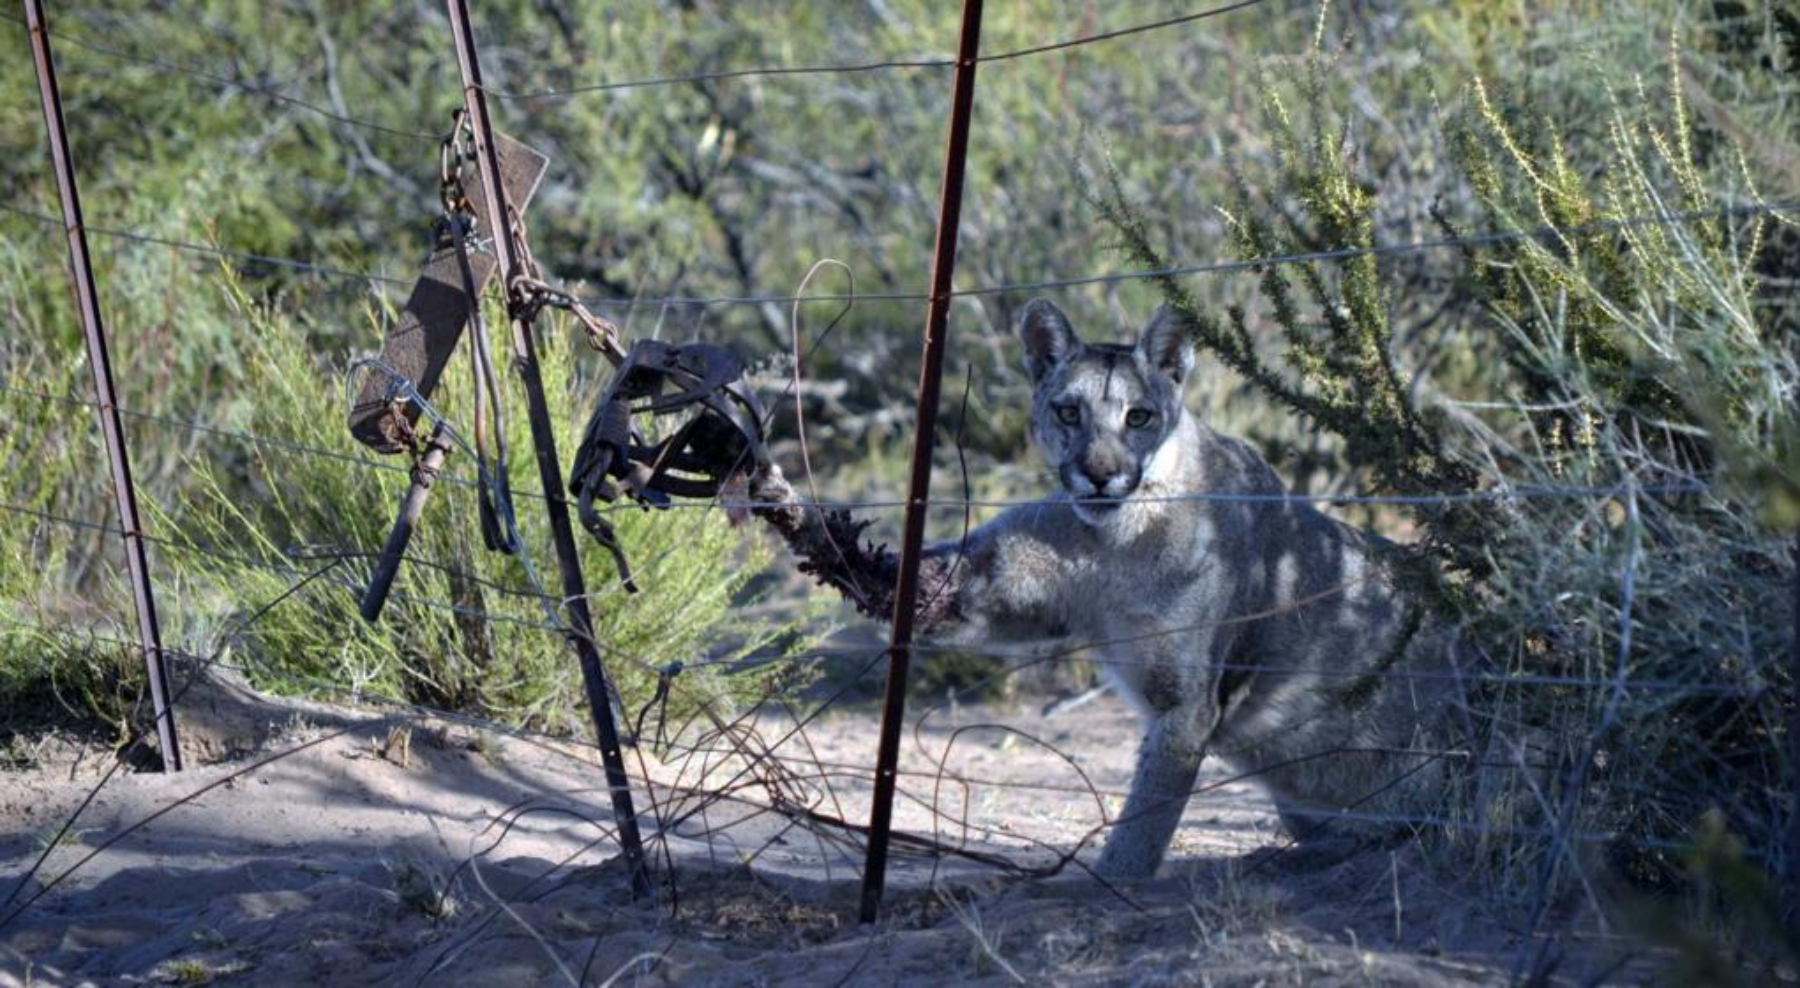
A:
[[2, 0, 1798, 940]]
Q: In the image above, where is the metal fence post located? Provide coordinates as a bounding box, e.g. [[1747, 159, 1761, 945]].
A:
[[24, 0, 182, 772], [1790, 530, 1798, 924], [444, 0, 650, 897], [860, 0, 985, 925]]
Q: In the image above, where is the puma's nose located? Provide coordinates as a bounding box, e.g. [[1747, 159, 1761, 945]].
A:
[[1081, 464, 1117, 490]]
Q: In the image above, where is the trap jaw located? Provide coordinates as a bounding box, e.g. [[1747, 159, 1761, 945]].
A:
[[568, 339, 770, 592]]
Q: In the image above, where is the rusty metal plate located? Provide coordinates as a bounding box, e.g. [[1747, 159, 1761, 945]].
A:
[[347, 132, 550, 453]]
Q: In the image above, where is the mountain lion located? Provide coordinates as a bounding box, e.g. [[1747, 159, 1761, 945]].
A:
[[748, 299, 1461, 878]]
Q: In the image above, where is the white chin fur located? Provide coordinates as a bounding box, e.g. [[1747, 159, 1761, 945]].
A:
[[1069, 499, 1123, 528]]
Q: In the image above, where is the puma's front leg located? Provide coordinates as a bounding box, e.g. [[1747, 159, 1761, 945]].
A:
[[745, 465, 912, 622], [1096, 703, 1215, 879], [747, 462, 1075, 645]]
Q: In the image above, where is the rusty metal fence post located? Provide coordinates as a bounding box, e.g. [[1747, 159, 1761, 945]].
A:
[[25, 0, 182, 772], [860, 0, 985, 925], [444, 0, 650, 896], [1790, 531, 1798, 925]]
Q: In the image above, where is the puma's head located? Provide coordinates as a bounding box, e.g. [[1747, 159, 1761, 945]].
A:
[[1017, 299, 1194, 528]]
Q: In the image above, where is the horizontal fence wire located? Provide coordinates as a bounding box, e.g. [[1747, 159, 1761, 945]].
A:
[[0, 382, 455, 486], [2, 496, 1770, 698], [0, 384, 1720, 513], [0, 381, 1722, 513], [568, 199, 1798, 308], [0, 202, 411, 291], [0, 612, 1409, 816], [480, 0, 1277, 100], [564, 481, 1711, 510], [8, 192, 1786, 314], [7, 8, 1789, 326], [0, 619, 623, 766], [142, 539, 564, 627], [0, 502, 120, 537], [152, 538, 553, 606], [0, 10, 439, 141], [0, 497, 552, 606]]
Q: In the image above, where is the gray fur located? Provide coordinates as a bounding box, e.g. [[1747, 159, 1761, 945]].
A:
[[751, 300, 1465, 879]]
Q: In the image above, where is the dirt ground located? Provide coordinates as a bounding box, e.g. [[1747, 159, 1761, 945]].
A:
[[0, 669, 1648, 986]]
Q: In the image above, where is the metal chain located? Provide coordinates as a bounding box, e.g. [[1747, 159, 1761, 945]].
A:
[[437, 110, 518, 554], [504, 205, 628, 364], [438, 108, 476, 219]]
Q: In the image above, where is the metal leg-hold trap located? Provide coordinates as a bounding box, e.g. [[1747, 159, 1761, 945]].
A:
[[567, 339, 769, 592]]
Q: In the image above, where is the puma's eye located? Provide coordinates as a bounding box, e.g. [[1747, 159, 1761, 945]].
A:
[[1125, 408, 1155, 429], [1054, 404, 1082, 427]]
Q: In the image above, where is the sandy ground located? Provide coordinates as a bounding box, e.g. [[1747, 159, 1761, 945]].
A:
[[0, 669, 1640, 986]]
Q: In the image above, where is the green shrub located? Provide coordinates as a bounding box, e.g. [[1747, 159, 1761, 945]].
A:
[[1097, 12, 1795, 919], [0, 228, 809, 743]]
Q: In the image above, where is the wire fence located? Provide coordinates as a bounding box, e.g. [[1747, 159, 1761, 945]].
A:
[[478, 0, 1275, 99], [2, 0, 1793, 981], [7, 169, 1792, 314], [1, 493, 1774, 700]]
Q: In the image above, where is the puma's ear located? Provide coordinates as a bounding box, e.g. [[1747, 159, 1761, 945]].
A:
[[1136, 305, 1194, 386], [1017, 299, 1080, 383]]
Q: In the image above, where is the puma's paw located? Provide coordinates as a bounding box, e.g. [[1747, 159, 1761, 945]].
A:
[[1094, 838, 1165, 881]]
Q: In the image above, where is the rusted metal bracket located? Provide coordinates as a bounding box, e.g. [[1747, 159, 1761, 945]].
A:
[[346, 134, 548, 454], [568, 339, 769, 591], [351, 129, 547, 623], [27, 0, 182, 772]]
